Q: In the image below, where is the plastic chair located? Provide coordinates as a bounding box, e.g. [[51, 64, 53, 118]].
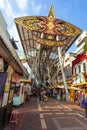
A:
[[9, 111, 19, 125]]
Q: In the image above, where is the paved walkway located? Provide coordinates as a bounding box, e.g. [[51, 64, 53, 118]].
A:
[[3, 97, 87, 130]]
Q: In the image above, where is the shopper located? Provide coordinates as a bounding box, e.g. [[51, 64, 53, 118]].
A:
[[80, 91, 85, 108], [41, 88, 45, 101], [26, 84, 31, 101], [85, 93, 87, 118]]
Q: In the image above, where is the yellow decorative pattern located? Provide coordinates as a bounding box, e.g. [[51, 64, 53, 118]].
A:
[[33, 35, 67, 46], [14, 5, 82, 47], [15, 16, 82, 37]]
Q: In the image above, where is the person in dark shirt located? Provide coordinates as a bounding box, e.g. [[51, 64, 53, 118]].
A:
[[85, 93, 87, 118], [80, 91, 85, 108]]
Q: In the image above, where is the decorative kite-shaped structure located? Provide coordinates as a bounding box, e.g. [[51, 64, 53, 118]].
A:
[[15, 6, 82, 47]]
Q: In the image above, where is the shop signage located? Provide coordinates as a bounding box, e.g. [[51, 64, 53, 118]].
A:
[[0, 72, 7, 97], [2, 66, 13, 106], [12, 72, 21, 83], [76, 31, 86, 45]]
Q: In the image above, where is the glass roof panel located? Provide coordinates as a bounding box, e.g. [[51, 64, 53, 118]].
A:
[[49, 52, 58, 59]]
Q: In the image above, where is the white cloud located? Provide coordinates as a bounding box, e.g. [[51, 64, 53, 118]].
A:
[[0, 0, 14, 18], [8, 24, 23, 50], [0, 0, 4, 8], [8, 24, 19, 40], [0, 0, 28, 19], [16, 0, 29, 10], [0, 0, 32, 73], [14, 12, 28, 18], [31, 1, 42, 15], [6, 2, 14, 18]]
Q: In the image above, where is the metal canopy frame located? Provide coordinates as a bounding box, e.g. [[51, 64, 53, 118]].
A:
[[14, 5, 82, 84]]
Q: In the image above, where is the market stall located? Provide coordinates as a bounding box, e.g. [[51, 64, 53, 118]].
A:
[[13, 83, 25, 106]]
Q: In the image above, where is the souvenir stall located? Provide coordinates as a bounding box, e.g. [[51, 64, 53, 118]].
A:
[[20, 79, 32, 101], [0, 56, 27, 128], [11, 72, 24, 107], [13, 78, 32, 106], [13, 83, 25, 107], [68, 87, 82, 103]]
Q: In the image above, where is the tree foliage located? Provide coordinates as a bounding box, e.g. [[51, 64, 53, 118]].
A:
[[83, 39, 87, 52]]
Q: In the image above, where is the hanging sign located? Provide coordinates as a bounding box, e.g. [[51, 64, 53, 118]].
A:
[[4, 66, 13, 92], [2, 66, 13, 106], [0, 57, 4, 72], [0, 72, 7, 97]]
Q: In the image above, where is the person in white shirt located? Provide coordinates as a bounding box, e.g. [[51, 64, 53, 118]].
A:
[[26, 84, 31, 101]]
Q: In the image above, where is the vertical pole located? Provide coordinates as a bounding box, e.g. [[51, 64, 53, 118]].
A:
[[57, 47, 68, 93], [29, 42, 41, 81], [56, 36, 69, 101], [47, 65, 50, 81], [29, 70, 33, 80]]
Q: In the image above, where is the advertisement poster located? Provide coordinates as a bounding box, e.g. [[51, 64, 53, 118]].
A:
[[12, 72, 21, 83], [4, 66, 13, 92], [2, 66, 13, 106], [2, 93, 9, 107], [0, 72, 7, 97], [8, 89, 14, 103]]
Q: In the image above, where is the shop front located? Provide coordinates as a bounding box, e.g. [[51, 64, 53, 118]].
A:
[[0, 37, 28, 129], [0, 57, 23, 128]]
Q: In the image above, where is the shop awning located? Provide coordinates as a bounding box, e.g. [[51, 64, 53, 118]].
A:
[[67, 86, 82, 91], [48, 85, 64, 89], [20, 79, 32, 84], [56, 85, 64, 88], [71, 82, 87, 87]]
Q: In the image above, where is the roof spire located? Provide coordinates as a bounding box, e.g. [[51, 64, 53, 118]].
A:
[[48, 5, 55, 18]]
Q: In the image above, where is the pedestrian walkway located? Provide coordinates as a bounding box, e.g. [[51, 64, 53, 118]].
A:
[[3, 97, 87, 130]]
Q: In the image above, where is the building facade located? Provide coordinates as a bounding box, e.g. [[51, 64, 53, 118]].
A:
[[72, 31, 87, 87]]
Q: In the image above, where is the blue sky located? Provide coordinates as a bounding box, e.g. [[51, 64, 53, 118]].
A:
[[0, 0, 87, 70]]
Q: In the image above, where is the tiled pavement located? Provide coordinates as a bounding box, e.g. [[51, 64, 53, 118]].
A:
[[3, 97, 87, 130]]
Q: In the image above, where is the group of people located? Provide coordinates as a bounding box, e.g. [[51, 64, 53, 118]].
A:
[[38, 88, 48, 102]]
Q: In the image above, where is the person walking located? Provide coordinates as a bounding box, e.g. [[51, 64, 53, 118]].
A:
[[41, 88, 45, 101], [84, 93, 87, 118], [26, 84, 31, 101], [80, 91, 85, 108]]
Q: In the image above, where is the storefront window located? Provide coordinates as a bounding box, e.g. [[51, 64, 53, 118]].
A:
[[78, 65, 81, 73], [83, 62, 86, 72], [74, 67, 77, 74]]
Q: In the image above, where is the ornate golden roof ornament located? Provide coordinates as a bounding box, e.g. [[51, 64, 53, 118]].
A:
[[14, 5, 82, 46], [48, 5, 55, 18]]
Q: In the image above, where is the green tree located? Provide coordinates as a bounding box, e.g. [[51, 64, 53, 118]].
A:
[[83, 39, 87, 52]]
